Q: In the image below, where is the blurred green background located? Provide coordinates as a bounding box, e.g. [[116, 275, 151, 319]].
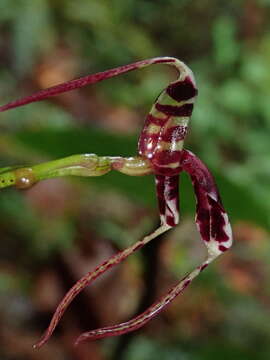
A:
[[0, 1, 270, 359]]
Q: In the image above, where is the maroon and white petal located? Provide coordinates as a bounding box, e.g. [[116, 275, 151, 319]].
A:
[[155, 175, 180, 227], [181, 149, 233, 258]]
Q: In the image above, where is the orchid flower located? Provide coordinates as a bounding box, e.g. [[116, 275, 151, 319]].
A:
[[0, 57, 232, 347]]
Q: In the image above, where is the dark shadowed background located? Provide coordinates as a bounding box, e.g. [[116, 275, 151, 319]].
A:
[[0, 1, 270, 359]]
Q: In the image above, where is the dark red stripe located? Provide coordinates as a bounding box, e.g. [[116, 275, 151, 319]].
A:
[[183, 279, 191, 288], [166, 215, 177, 227], [166, 77, 198, 102], [153, 150, 182, 165], [208, 196, 229, 243], [152, 151, 182, 176], [155, 103, 193, 117], [196, 207, 210, 242], [165, 188, 178, 200], [153, 166, 182, 176], [161, 125, 187, 142], [155, 175, 179, 226], [155, 175, 166, 216], [200, 263, 209, 272], [192, 178, 211, 242], [219, 245, 228, 252], [154, 58, 175, 64], [146, 114, 168, 126], [164, 176, 179, 200]]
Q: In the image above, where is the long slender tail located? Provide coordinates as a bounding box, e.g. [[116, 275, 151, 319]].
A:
[[74, 258, 212, 345], [33, 224, 171, 349], [0, 57, 190, 112]]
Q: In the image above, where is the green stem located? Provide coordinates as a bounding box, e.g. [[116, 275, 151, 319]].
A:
[[0, 154, 112, 189], [33, 154, 112, 180], [0, 154, 153, 190]]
